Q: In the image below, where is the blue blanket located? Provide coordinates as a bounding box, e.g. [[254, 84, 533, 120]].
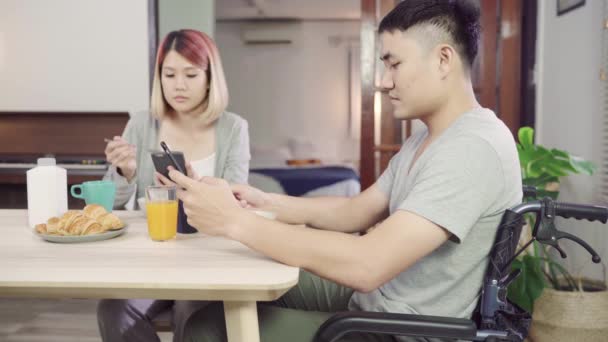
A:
[[251, 166, 359, 197]]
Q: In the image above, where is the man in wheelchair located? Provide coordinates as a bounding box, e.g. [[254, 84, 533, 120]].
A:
[[166, 1, 607, 341]]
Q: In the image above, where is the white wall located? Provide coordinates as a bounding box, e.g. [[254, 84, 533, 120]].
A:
[[0, 0, 150, 112], [216, 20, 360, 164], [159, 0, 215, 38], [536, 0, 607, 281]]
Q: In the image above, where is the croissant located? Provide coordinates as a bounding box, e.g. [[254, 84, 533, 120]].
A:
[[98, 212, 124, 230], [78, 217, 104, 235], [61, 210, 80, 220], [83, 204, 107, 220], [69, 215, 103, 235], [46, 217, 62, 234], [58, 211, 81, 235], [36, 206, 124, 236], [35, 223, 47, 234]]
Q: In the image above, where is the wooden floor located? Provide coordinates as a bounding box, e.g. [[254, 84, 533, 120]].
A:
[[0, 298, 172, 342]]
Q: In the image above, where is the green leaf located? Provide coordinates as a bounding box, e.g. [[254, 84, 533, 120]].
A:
[[536, 189, 559, 199], [523, 255, 545, 301], [532, 240, 542, 257], [526, 163, 541, 178], [569, 156, 596, 175], [518, 127, 534, 149], [536, 145, 551, 156], [542, 162, 570, 177], [507, 254, 546, 313], [508, 260, 529, 308], [524, 175, 559, 187], [518, 146, 534, 168], [550, 149, 569, 159], [525, 149, 553, 177], [527, 155, 551, 177], [508, 260, 533, 312], [548, 158, 578, 173]]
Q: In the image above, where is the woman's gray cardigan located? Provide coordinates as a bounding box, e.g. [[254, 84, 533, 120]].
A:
[[103, 110, 250, 209]]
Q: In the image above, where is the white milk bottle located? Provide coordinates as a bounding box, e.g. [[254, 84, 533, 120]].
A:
[[26, 157, 68, 228]]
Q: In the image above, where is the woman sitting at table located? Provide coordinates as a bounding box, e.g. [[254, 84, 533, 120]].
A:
[[98, 29, 250, 342]]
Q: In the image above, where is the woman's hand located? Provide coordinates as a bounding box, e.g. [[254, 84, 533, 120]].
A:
[[105, 136, 137, 182]]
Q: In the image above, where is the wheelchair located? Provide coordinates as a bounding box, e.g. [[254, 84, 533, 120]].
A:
[[314, 186, 608, 341]]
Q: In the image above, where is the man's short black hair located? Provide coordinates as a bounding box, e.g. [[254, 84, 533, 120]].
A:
[[378, 0, 481, 68]]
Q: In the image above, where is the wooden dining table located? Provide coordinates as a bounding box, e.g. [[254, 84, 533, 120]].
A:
[[0, 209, 299, 342]]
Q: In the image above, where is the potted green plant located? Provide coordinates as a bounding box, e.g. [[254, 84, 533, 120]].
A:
[[507, 126, 607, 341]]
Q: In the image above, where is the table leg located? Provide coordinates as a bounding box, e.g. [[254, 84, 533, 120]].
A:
[[224, 301, 260, 342]]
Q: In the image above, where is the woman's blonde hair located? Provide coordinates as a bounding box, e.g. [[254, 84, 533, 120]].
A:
[[150, 29, 229, 123]]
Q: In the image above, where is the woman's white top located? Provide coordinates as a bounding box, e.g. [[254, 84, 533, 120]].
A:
[[190, 153, 217, 178]]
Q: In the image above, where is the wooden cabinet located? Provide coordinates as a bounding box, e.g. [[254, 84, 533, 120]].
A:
[[0, 173, 106, 209], [0, 112, 129, 209]]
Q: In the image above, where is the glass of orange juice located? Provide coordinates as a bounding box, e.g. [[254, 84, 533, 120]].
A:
[[145, 185, 178, 241]]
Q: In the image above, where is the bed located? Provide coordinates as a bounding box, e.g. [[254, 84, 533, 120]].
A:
[[249, 165, 360, 197]]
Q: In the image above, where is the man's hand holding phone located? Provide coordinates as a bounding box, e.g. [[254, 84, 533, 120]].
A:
[[155, 162, 198, 187]]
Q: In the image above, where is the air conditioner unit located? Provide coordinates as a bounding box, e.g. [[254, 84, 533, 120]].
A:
[[241, 22, 299, 45]]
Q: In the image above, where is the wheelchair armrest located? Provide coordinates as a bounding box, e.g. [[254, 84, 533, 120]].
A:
[[314, 311, 477, 342]]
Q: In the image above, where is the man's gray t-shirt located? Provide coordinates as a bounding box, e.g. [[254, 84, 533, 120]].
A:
[[349, 108, 522, 332]]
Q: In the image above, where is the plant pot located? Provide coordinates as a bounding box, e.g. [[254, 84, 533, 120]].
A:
[[528, 278, 608, 342]]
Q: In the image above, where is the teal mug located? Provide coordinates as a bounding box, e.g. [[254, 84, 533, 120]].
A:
[[70, 180, 116, 212]]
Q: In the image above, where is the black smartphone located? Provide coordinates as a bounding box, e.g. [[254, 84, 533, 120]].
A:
[[151, 151, 186, 179]]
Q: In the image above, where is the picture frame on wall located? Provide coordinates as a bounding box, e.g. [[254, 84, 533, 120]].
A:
[[557, 0, 585, 16]]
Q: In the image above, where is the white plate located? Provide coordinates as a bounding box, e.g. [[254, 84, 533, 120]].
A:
[[35, 226, 127, 243]]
